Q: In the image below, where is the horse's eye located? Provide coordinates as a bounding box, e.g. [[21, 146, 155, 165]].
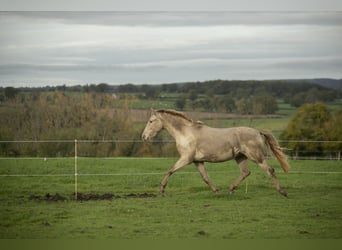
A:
[[149, 120, 153, 123]]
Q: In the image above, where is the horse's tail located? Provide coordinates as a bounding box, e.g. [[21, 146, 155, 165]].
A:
[[259, 130, 290, 173]]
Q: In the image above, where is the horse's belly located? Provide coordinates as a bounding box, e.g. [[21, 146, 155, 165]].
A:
[[194, 147, 236, 162]]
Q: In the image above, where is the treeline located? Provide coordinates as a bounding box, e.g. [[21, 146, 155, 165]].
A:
[[0, 92, 145, 157], [172, 91, 278, 114], [117, 79, 340, 107], [1, 79, 340, 115], [0, 90, 341, 157]]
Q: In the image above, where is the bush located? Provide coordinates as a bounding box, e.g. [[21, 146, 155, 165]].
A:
[[281, 102, 342, 157]]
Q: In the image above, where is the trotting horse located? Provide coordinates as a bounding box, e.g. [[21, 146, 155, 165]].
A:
[[141, 109, 290, 197]]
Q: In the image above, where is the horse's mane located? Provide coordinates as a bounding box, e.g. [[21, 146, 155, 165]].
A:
[[156, 109, 204, 125]]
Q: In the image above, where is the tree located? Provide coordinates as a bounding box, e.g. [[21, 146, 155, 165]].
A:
[[235, 98, 251, 114], [251, 94, 278, 114], [199, 98, 214, 111], [0, 91, 139, 157], [280, 102, 333, 156], [322, 108, 342, 157], [290, 92, 307, 107], [187, 90, 198, 101], [223, 95, 236, 112], [4, 87, 19, 99], [141, 85, 160, 99], [175, 98, 186, 110], [96, 83, 110, 93]]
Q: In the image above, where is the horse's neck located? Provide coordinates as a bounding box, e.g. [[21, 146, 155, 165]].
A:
[[162, 116, 191, 140]]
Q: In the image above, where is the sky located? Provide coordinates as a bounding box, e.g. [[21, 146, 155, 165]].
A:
[[1, 3, 342, 87]]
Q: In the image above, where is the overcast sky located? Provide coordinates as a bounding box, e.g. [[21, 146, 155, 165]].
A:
[[1, 10, 342, 87]]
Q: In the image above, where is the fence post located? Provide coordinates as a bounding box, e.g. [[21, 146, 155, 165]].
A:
[[74, 139, 78, 200]]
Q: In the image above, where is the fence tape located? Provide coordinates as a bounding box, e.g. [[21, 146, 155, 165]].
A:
[[1, 170, 341, 178]]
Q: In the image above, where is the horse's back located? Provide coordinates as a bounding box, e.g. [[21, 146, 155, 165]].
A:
[[227, 126, 262, 141], [223, 126, 264, 149], [192, 126, 263, 162], [196, 125, 260, 142]]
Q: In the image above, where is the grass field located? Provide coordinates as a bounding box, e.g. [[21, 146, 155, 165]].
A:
[[0, 158, 341, 239]]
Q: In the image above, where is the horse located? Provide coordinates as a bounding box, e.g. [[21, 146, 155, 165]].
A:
[[141, 109, 290, 197]]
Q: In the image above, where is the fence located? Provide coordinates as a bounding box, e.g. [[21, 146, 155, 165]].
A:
[[0, 139, 341, 159], [0, 139, 341, 200], [278, 140, 342, 160]]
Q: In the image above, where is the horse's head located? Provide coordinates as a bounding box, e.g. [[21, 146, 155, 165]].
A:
[[142, 109, 163, 141]]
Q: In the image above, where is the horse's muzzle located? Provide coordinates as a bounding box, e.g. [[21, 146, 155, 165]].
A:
[[142, 134, 149, 142]]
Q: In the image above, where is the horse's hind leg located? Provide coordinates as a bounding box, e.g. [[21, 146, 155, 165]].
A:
[[229, 155, 251, 194], [194, 162, 219, 193], [257, 160, 287, 197]]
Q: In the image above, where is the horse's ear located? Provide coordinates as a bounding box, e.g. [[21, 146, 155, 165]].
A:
[[150, 108, 156, 115]]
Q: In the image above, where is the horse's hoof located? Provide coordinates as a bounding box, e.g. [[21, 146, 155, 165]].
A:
[[279, 189, 288, 197]]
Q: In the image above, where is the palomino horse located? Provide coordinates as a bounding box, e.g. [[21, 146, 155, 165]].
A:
[[142, 109, 290, 196]]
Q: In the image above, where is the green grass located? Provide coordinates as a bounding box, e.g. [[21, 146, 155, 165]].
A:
[[276, 99, 297, 116], [0, 158, 341, 239], [328, 98, 342, 111]]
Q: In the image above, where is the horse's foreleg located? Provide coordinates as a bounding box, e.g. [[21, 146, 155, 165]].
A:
[[160, 157, 190, 193], [229, 155, 250, 193], [194, 162, 219, 193]]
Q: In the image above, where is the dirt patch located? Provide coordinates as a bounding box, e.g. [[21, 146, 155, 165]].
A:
[[74, 193, 118, 201], [123, 193, 157, 198], [29, 193, 67, 202], [29, 192, 157, 201]]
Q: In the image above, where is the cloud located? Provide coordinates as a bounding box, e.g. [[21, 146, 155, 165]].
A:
[[0, 11, 342, 86], [2, 0, 342, 12], [3, 11, 342, 27]]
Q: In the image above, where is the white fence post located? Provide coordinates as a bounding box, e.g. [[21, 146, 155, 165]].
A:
[[74, 139, 78, 200]]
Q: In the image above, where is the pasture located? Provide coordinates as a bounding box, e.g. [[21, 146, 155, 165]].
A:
[[0, 158, 341, 239]]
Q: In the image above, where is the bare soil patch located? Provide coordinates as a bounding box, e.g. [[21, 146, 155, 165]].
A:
[[29, 192, 156, 201]]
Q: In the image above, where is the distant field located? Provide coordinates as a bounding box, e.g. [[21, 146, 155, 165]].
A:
[[129, 97, 297, 138], [0, 158, 341, 239]]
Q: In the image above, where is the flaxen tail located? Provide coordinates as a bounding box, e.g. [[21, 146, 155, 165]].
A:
[[260, 130, 290, 173]]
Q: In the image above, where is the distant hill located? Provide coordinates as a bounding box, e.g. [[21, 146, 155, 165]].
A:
[[286, 78, 342, 89]]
